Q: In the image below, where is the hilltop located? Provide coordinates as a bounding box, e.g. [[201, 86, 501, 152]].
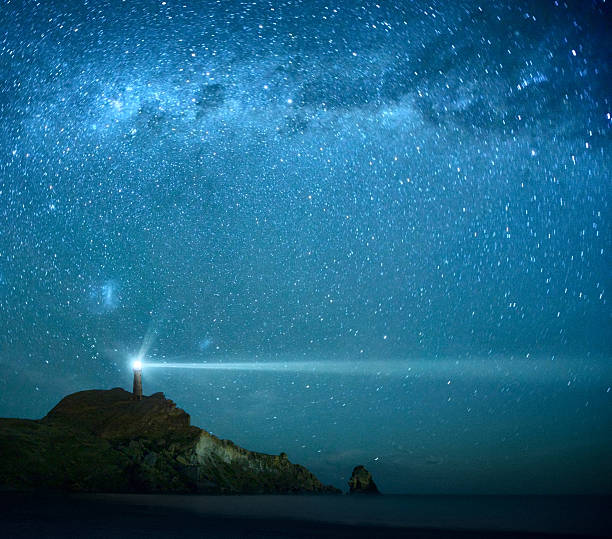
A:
[[0, 388, 340, 494]]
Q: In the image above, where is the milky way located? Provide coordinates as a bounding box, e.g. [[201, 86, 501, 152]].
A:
[[0, 0, 610, 493]]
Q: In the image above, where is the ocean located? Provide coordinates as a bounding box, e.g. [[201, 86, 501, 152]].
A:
[[2, 492, 610, 538]]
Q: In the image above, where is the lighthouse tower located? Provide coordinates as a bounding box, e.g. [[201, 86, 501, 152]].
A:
[[132, 360, 143, 400]]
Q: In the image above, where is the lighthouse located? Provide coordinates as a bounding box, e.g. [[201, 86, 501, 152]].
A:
[[132, 359, 143, 400]]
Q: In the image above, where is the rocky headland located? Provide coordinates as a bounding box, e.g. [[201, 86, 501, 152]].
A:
[[0, 388, 340, 494]]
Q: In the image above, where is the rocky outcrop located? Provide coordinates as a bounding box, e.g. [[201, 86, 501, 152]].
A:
[[0, 388, 340, 494], [348, 465, 380, 494]]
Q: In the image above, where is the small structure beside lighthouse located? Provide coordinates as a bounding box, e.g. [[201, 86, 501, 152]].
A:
[[132, 359, 143, 400]]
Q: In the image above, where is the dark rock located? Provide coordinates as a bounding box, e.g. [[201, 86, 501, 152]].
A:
[[0, 388, 340, 495], [348, 465, 380, 494]]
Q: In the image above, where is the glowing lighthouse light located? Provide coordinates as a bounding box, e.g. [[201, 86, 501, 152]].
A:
[[132, 358, 143, 371]]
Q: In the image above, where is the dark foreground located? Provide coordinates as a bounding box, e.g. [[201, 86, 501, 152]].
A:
[[1, 492, 610, 538]]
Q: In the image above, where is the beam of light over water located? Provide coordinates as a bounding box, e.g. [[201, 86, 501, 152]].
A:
[[141, 360, 394, 374], [135, 358, 607, 382]]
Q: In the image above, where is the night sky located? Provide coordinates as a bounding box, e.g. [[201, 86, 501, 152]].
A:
[[0, 0, 610, 494]]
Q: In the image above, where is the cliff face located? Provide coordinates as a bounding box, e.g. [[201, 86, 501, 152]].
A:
[[0, 388, 339, 494]]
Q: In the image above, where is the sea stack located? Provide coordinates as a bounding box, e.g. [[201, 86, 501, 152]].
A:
[[348, 465, 380, 494]]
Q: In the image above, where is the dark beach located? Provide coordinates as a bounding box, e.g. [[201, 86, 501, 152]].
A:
[[2, 492, 610, 538]]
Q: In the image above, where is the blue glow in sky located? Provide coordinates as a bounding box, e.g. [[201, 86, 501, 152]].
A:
[[0, 0, 610, 493]]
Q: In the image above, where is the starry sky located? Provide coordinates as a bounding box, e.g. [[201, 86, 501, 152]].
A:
[[0, 0, 610, 494]]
